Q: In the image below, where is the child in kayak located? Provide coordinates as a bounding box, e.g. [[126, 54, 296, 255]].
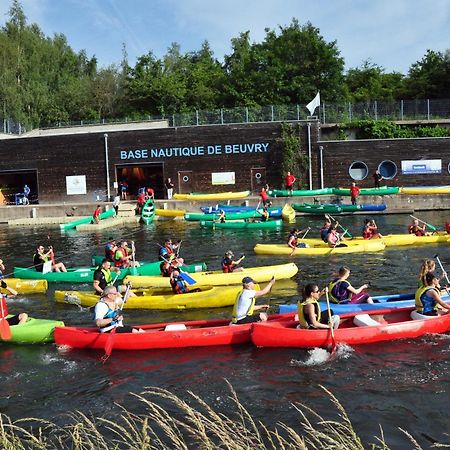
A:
[[328, 266, 374, 304], [1, 280, 28, 326], [415, 272, 450, 316]]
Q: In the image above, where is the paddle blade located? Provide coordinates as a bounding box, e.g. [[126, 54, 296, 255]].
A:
[[179, 271, 196, 285], [102, 328, 117, 362], [0, 318, 12, 340]]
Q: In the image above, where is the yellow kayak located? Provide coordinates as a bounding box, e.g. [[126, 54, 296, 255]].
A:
[[174, 191, 250, 201], [400, 186, 450, 195], [155, 208, 186, 217], [1, 278, 48, 294], [300, 233, 450, 248], [124, 263, 298, 288], [54, 285, 248, 310], [281, 204, 296, 223], [254, 241, 385, 256]]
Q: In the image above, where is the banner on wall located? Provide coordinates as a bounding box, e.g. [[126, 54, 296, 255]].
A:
[[211, 172, 235, 185], [401, 159, 442, 175], [66, 175, 87, 195]]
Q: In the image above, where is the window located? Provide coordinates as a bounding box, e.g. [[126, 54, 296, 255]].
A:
[[378, 160, 397, 179], [348, 161, 368, 181]]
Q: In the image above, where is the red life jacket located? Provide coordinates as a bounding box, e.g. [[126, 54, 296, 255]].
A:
[[221, 257, 234, 273], [0, 296, 8, 318]]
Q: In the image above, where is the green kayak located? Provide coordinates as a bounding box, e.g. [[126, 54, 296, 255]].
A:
[[200, 219, 283, 229], [332, 186, 400, 196], [141, 198, 155, 224], [185, 211, 260, 221], [2, 316, 64, 344], [292, 204, 346, 214], [14, 260, 208, 283], [268, 188, 334, 197], [60, 209, 115, 231], [90, 256, 207, 275]]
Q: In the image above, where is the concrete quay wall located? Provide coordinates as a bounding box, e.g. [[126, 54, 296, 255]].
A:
[[0, 194, 449, 225]]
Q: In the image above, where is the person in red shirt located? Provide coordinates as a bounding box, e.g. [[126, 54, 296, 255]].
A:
[[146, 187, 155, 200], [285, 172, 296, 196], [350, 182, 360, 205], [259, 185, 270, 207], [93, 205, 101, 224], [136, 192, 146, 215]]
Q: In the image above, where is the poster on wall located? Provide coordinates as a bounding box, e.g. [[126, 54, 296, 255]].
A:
[[66, 175, 87, 195], [211, 172, 236, 185], [401, 159, 442, 175]]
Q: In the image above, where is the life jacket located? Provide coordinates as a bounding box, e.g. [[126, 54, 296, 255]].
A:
[[221, 256, 234, 273], [409, 225, 424, 236], [362, 226, 373, 240], [415, 286, 440, 314], [328, 278, 351, 304], [231, 290, 255, 324], [101, 268, 113, 285], [114, 248, 128, 268], [297, 297, 321, 328], [93, 300, 118, 332], [0, 296, 8, 318], [445, 222, 450, 234], [170, 276, 188, 294], [160, 262, 173, 277], [327, 230, 339, 246], [287, 233, 297, 247]]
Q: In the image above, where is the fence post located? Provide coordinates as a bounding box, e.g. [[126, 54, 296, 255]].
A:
[[196, 110, 199, 126], [271, 105, 274, 121], [245, 107, 249, 123], [348, 102, 352, 122], [427, 99, 430, 120], [220, 109, 224, 124], [296, 104, 300, 121], [400, 100, 404, 121], [322, 103, 326, 124], [374, 101, 378, 121]]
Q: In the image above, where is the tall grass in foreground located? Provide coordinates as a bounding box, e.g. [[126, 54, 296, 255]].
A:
[[0, 383, 446, 449]]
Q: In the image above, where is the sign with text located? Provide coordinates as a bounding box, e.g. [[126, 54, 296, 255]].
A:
[[119, 142, 270, 160], [66, 175, 87, 195], [401, 159, 442, 175], [211, 172, 235, 185]]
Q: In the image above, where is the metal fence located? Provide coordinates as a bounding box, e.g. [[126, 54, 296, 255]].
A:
[[2, 98, 450, 135]]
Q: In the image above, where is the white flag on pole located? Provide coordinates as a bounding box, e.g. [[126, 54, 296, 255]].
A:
[[306, 92, 320, 116]]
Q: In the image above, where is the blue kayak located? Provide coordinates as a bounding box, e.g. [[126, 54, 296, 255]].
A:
[[277, 292, 430, 314]]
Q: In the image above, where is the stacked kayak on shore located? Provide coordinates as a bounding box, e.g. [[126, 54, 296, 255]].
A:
[[174, 191, 250, 201], [185, 209, 281, 221], [60, 209, 115, 231], [268, 188, 334, 197], [332, 186, 400, 196], [292, 203, 386, 214], [55, 285, 246, 310], [200, 205, 282, 217], [254, 240, 385, 256], [251, 306, 450, 348], [124, 262, 298, 288], [400, 186, 450, 195], [200, 219, 282, 229], [2, 316, 64, 344]]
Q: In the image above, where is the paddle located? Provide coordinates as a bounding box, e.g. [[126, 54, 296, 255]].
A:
[[326, 214, 353, 239], [0, 281, 12, 340], [434, 255, 450, 296], [130, 241, 137, 276], [410, 215, 437, 232], [102, 283, 132, 361], [159, 253, 196, 285], [325, 288, 336, 354], [290, 228, 310, 256]]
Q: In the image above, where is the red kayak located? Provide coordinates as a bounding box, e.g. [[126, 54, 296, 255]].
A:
[[251, 307, 450, 348], [54, 314, 294, 351]]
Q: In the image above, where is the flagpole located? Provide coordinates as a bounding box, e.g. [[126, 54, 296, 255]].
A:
[[307, 121, 312, 190]]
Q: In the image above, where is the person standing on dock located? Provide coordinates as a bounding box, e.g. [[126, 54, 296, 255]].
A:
[[373, 170, 383, 188], [285, 171, 296, 196], [258, 184, 270, 208], [112, 194, 120, 217], [93, 205, 101, 224], [23, 184, 30, 205], [165, 178, 174, 200], [350, 182, 360, 205]]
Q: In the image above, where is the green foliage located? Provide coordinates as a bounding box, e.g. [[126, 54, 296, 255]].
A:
[[278, 123, 309, 188], [344, 119, 450, 139]]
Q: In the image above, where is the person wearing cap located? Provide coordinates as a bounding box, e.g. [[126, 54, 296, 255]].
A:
[[221, 250, 245, 273], [415, 272, 450, 316], [93, 285, 143, 333], [231, 276, 275, 324]]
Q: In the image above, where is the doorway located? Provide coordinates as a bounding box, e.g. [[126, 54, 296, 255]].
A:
[[0, 169, 39, 204], [116, 163, 164, 199]]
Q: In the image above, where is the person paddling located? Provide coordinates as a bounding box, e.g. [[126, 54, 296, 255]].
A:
[[221, 250, 245, 273], [326, 223, 347, 248], [1, 280, 28, 326], [415, 272, 450, 316], [93, 258, 121, 296], [33, 244, 67, 272], [297, 284, 340, 330], [93, 285, 143, 333], [328, 266, 374, 304], [231, 276, 275, 324], [408, 218, 431, 236]]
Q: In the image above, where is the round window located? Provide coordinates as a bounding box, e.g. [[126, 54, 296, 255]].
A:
[[182, 175, 189, 182], [378, 160, 397, 179], [348, 161, 368, 181], [255, 172, 262, 179]]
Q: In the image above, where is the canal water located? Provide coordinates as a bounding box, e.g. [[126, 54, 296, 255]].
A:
[[1, 210, 450, 448]]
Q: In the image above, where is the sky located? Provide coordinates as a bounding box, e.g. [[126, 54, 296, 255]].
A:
[[0, 0, 449, 74]]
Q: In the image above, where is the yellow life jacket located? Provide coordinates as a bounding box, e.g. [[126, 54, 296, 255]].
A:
[[297, 297, 321, 329], [231, 289, 256, 324], [328, 278, 352, 304], [414, 286, 439, 313]]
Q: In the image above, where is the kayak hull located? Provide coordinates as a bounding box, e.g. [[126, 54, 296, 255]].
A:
[[60, 209, 115, 231], [199, 219, 282, 229], [292, 203, 386, 214], [54, 313, 295, 350], [124, 263, 299, 288], [400, 186, 450, 195], [1, 278, 48, 294], [141, 199, 155, 224], [268, 188, 334, 197], [174, 191, 250, 201], [254, 241, 385, 256], [281, 204, 296, 222], [333, 186, 399, 196], [155, 208, 186, 217], [3, 316, 65, 344], [251, 307, 450, 348], [54, 285, 244, 310]]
